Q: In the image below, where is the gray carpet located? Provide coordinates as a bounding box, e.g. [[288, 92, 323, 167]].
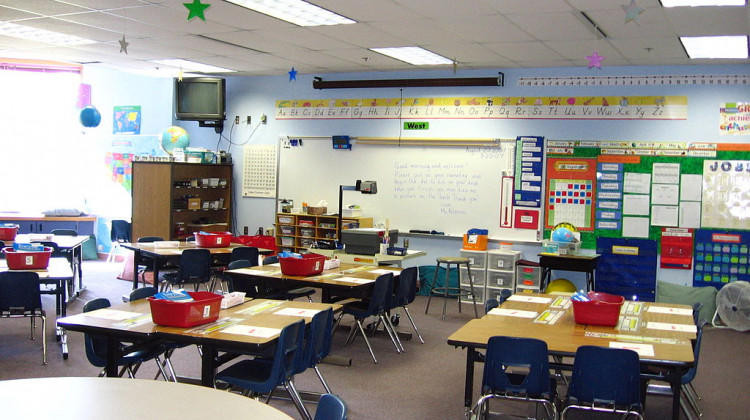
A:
[[0, 260, 747, 419]]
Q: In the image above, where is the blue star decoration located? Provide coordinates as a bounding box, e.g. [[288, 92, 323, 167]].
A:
[[184, 0, 210, 21], [622, 0, 644, 24], [118, 35, 129, 54], [288, 67, 297, 81], [586, 51, 605, 69]]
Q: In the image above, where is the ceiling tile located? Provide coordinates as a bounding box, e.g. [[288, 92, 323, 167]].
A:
[[505, 11, 600, 41], [665, 7, 748, 35], [444, 13, 533, 43], [544, 39, 625, 61], [0, 0, 91, 15], [485, 41, 566, 61]]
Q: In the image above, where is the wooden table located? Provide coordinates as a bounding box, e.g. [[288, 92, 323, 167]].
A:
[[0, 377, 294, 420], [13, 234, 89, 297], [121, 242, 271, 290], [57, 298, 341, 386], [225, 262, 402, 302], [538, 253, 599, 291], [447, 293, 695, 420], [1, 257, 75, 358]]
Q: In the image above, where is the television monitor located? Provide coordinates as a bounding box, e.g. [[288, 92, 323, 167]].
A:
[[174, 77, 226, 122]]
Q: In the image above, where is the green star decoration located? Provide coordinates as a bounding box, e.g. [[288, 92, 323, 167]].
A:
[[118, 35, 129, 54], [184, 0, 210, 21]]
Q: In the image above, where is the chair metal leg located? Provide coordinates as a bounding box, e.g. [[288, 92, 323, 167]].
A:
[[402, 306, 424, 344], [153, 355, 171, 381], [40, 314, 47, 365], [355, 319, 378, 364], [683, 384, 703, 417], [331, 312, 345, 336], [384, 313, 405, 352], [285, 380, 312, 420], [380, 314, 402, 353], [443, 264, 450, 319], [465, 262, 479, 318], [313, 366, 332, 394], [687, 382, 702, 401], [424, 265, 439, 314]]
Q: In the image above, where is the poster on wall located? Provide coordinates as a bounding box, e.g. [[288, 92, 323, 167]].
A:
[[545, 158, 597, 230], [113, 105, 142, 134], [719, 102, 750, 135], [701, 160, 750, 229]]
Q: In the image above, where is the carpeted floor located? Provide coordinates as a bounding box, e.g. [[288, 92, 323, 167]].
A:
[[0, 260, 747, 419]]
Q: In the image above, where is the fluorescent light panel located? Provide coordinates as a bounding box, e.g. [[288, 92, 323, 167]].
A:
[[151, 59, 236, 73], [370, 47, 453, 66], [0, 22, 96, 46], [224, 0, 355, 26], [661, 0, 745, 6], [680, 35, 748, 58]]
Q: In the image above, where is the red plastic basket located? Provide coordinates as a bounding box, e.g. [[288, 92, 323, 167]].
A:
[[571, 292, 624, 326], [279, 253, 326, 276], [148, 291, 223, 327], [3, 247, 53, 270], [194, 231, 233, 248], [0, 224, 19, 241]]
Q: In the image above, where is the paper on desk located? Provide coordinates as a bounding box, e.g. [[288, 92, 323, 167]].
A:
[[232, 268, 271, 276], [236, 300, 284, 315], [646, 322, 697, 333], [86, 309, 143, 321], [488, 308, 538, 318], [274, 307, 321, 317], [336, 276, 375, 284], [222, 325, 281, 338], [368, 268, 399, 275], [609, 341, 655, 357], [507, 295, 551, 304], [647, 306, 693, 316]]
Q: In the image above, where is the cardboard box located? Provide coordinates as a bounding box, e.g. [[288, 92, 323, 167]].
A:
[[307, 206, 327, 215], [187, 198, 201, 210]]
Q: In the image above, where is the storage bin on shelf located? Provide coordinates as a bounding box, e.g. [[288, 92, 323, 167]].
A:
[[0, 224, 19, 241], [148, 291, 223, 327], [279, 253, 326, 276], [3, 247, 53, 270], [194, 231, 233, 248], [571, 292, 624, 327], [462, 228, 488, 251]]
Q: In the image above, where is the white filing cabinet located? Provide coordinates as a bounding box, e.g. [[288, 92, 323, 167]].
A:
[[486, 249, 520, 301], [459, 249, 487, 304]]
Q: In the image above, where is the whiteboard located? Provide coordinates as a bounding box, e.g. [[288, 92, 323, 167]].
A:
[[277, 139, 539, 242]]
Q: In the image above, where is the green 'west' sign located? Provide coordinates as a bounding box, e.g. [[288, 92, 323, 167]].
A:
[[403, 121, 429, 130]]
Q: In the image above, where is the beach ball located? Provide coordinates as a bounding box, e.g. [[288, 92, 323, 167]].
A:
[[80, 106, 101, 127], [546, 278, 577, 294]]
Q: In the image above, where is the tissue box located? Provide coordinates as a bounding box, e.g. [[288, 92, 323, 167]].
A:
[[220, 292, 246, 309], [307, 206, 327, 215], [343, 208, 361, 217]]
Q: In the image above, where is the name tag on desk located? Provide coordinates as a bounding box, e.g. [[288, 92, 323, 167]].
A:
[[488, 308, 538, 318]]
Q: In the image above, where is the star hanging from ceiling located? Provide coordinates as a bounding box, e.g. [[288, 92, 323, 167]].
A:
[[118, 35, 129, 54], [184, 0, 210, 21], [288, 67, 297, 81], [622, 0, 644, 24], [586, 51, 605, 69]]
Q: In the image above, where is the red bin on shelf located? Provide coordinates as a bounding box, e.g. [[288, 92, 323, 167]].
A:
[[571, 291, 624, 327], [194, 231, 233, 248], [3, 247, 53, 270], [279, 253, 326, 276], [0, 224, 19, 241], [147, 291, 223, 327]]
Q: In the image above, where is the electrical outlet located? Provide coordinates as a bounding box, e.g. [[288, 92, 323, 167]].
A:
[[234, 115, 240, 124], [243, 226, 248, 235], [246, 115, 251, 124], [260, 114, 267, 124]]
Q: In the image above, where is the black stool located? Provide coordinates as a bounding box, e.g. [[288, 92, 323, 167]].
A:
[[424, 257, 479, 320]]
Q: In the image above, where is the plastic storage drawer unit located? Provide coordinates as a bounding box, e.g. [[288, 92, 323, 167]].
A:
[[459, 250, 487, 268], [517, 265, 541, 288], [459, 267, 487, 287], [487, 250, 520, 270], [487, 269, 515, 288]]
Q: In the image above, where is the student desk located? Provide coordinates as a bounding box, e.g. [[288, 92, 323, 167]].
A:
[[538, 253, 599, 291], [225, 263, 402, 303], [0, 257, 74, 358], [308, 248, 427, 267], [13, 234, 89, 297], [121, 242, 272, 290], [57, 298, 341, 386], [447, 293, 695, 420], [0, 377, 294, 420]]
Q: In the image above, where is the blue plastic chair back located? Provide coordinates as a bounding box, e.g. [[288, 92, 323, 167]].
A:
[[484, 298, 499, 314], [393, 267, 418, 307], [129, 286, 157, 301], [51, 229, 77, 236], [482, 336, 552, 396], [683, 321, 705, 384], [82, 298, 112, 366], [227, 259, 252, 270], [0, 271, 43, 313], [110, 220, 131, 242], [263, 255, 279, 265], [498, 288, 512, 305], [297, 308, 334, 374], [276, 319, 306, 385], [568, 345, 642, 407], [314, 393, 348, 420], [137, 236, 163, 243], [177, 248, 212, 284], [368, 273, 394, 315], [231, 246, 259, 265]]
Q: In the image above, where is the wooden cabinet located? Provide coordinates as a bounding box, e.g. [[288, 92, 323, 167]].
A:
[[132, 162, 232, 241], [275, 213, 373, 253]]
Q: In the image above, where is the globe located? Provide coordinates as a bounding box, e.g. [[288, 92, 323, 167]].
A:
[[160, 126, 190, 155], [79, 106, 101, 127], [551, 227, 575, 243]]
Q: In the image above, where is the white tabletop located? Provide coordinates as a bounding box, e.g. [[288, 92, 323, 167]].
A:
[[0, 377, 294, 420]]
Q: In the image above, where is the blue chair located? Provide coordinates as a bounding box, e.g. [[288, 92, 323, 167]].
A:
[[335, 273, 401, 364], [0, 272, 47, 364], [213, 247, 260, 292], [214, 319, 310, 420], [108, 220, 131, 262], [385, 266, 423, 346], [314, 393, 347, 420], [162, 248, 212, 291], [485, 289, 513, 314], [82, 298, 170, 379], [561, 345, 643, 420], [127, 286, 180, 381], [472, 336, 557, 420], [296, 308, 335, 394]]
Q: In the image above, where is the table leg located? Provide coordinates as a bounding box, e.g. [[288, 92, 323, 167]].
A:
[[463, 347, 479, 410], [132, 251, 141, 290], [105, 337, 120, 377], [201, 345, 218, 387], [76, 245, 84, 293], [667, 368, 683, 420]]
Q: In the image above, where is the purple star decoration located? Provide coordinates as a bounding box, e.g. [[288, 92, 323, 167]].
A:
[[288, 67, 297, 81], [586, 51, 604, 69]]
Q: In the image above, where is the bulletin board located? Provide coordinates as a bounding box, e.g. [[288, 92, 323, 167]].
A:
[[276, 138, 541, 242], [544, 142, 750, 249]]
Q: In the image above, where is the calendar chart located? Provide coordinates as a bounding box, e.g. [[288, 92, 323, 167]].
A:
[[242, 144, 277, 198], [545, 158, 597, 230]]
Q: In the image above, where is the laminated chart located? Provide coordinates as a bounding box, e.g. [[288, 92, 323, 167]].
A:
[[701, 160, 750, 230], [545, 158, 597, 230]]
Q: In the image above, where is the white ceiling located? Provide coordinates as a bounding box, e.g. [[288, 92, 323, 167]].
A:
[[0, 0, 748, 76]]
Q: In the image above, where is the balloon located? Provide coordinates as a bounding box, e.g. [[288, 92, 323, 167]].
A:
[[80, 106, 101, 127]]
